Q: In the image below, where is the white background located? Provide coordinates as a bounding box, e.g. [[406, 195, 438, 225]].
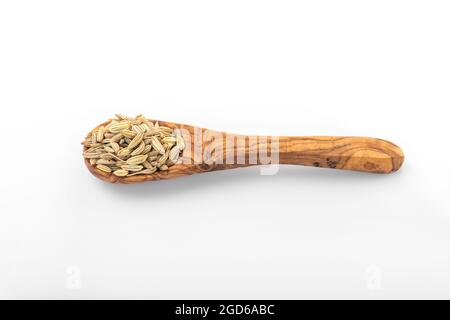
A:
[[0, 0, 449, 299]]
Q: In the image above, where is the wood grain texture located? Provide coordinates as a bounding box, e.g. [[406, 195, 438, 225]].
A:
[[84, 120, 404, 183]]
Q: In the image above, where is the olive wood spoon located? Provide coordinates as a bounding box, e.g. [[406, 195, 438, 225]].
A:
[[84, 119, 404, 184]]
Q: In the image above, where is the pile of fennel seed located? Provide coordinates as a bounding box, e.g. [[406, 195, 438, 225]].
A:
[[82, 114, 185, 177]]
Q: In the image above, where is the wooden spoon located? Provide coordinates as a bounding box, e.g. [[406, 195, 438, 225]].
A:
[[84, 119, 404, 184]]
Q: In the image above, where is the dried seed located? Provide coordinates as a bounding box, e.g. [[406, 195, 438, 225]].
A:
[[142, 144, 152, 154], [147, 150, 159, 157], [97, 159, 116, 165], [104, 146, 115, 153], [126, 154, 148, 165], [169, 145, 180, 163], [176, 132, 185, 151], [97, 126, 105, 142], [109, 121, 130, 133], [159, 126, 173, 134], [113, 169, 128, 177], [88, 142, 102, 148], [97, 164, 112, 173], [130, 141, 146, 156], [164, 142, 175, 149], [142, 161, 154, 170], [110, 133, 123, 142], [162, 136, 176, 144], [115, 114, 128, 120], [132, 115, 145, 125], [141, 123, 151, 132], [122, 130, 136, 139], [91, 133, 97, 144], [132, 125, 143, 134], [128, 132, 144, 150], [110, 142, 120, 153], [121, 164, 144, 172], [85, 145, 103, 153], [151, 136, 165, 155], [157, 152, 169, 167], [117, 148, 131, 158], [83, 152, 102, 159], [144, 130, 160, 137], [100, 153, 113, 160]]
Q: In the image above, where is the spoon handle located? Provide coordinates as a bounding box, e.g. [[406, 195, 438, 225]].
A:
[[276, 136, 404, 173], [213, 134, 404, 174]]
